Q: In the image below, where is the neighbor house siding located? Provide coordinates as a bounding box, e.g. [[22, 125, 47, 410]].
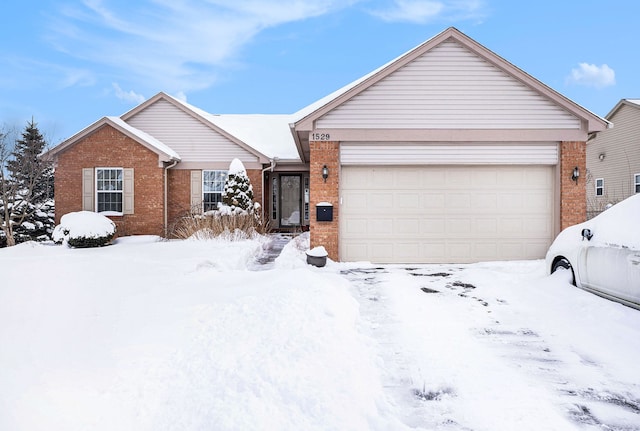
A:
[[126, 99, 261, 165], [316, 40, 581, 130], [587, 103, 640, 211], [54, 124, 165, 236]]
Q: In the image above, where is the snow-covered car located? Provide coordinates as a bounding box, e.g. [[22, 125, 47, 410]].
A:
[[546, 194, 640, 309]]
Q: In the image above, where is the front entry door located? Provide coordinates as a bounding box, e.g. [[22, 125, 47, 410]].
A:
[[280, 175, 301, 227]]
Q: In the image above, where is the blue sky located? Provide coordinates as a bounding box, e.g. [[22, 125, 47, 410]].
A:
[[1, 0, 637, 144]]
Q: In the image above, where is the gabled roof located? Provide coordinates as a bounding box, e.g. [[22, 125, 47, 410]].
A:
[[46, 116, 180, 162], [292, 27, 610, 134], [605, 98, 640, 120], [121, 92, 294, 163]]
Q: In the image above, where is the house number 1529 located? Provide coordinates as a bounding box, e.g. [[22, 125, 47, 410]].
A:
[[311, 132, 331, 141]]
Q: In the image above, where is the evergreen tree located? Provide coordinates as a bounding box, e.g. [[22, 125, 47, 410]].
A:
[[7, 119, 53, 203], [222, 158, 254, 213], [0, 119, 55, 246]]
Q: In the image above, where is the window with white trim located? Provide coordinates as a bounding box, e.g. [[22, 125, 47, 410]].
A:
[[595, 178, 604, 196], [635, 173, 640, 194], [96, 168, 123, 213], [203, 170, 227, 211]]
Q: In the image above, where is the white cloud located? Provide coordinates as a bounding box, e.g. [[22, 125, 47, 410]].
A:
[[112, 83, 145, 104], [370, 0, 485, 24], [48, 0, 353, 94], [567, 63, 616, 89], [173, 91, 188, 103]]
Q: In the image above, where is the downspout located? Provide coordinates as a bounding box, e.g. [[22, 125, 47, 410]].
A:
[[164, 159, 179, 237], [261, 158, 277, 219]]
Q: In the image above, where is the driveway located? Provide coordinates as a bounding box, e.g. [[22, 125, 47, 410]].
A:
[[340, 262, 640, 431]]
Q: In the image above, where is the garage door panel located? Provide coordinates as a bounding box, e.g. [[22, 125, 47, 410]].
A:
[[340, 165, 554, 263], [421, 170, 447, 186], [446, 193, 472, 209], [396, 218, 421, 235], [397, 193, 420, 208], [420, 218, 446, 234], [471, 193, 498, 211], [422, 193, 446, 209]]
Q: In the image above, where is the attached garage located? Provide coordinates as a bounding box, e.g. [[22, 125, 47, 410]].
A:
[[340, 164, 554, 263], [292, 27, 610, 263], [339, 142, 557, 263]]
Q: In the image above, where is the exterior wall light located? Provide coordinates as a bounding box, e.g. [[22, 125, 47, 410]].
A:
[[572, 166, 580, 184], [599, 153, 605, 161], [322, 165, 329, 183]]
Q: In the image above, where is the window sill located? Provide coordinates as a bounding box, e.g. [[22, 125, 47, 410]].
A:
[[98, 211, 124, 217]]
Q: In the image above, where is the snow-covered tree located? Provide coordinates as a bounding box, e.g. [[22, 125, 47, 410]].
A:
[[7, 119, 54, 202], [222, 158, 255, 213], [0, 120, 55, 247]]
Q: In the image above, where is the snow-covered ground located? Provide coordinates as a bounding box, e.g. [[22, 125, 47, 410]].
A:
[[1, 234, 639, 430]]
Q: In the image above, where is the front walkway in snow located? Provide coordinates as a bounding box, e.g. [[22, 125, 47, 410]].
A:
[[249, 233, 295, 270], [339, 263, 640, 431]]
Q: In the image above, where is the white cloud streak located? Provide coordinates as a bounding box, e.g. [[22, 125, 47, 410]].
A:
[[48, 0, 354, 99], [567, 63, 616, 89], [369, 0, 486, 24], [112, 83, 146, 104]]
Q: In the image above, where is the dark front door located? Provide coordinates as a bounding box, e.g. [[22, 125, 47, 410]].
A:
[[280, 175, 301, 227]]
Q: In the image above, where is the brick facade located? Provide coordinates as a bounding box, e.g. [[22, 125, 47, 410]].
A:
[[56, 125, 266, 240], [559, 141, 587, 229], [309, 141, 340, 260], [167, 169, 191, 233], [55, 124, 166, 237]]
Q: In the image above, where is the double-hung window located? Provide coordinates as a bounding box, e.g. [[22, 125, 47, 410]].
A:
[[635, 174, 640, 194], [202, 170, 227, 211], [96, 168, 124, 213], [595, 178, 604, 197]]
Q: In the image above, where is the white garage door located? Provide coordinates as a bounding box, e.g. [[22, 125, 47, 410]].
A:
[[340, 165, 555, 263]]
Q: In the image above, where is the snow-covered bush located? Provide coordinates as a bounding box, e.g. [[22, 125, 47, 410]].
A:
[[53, 211, 116, 248], [222, 158, 254, 213]]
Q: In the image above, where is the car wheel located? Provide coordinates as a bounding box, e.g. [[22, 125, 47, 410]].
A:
[[551, 258, 576, 285]]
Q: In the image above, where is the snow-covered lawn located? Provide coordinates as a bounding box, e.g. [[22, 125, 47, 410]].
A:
[[1, 234, 639, 430]]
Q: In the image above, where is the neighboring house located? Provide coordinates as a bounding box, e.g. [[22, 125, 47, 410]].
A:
[[46, 27, 608, 264], [586, 99, 640, 218]]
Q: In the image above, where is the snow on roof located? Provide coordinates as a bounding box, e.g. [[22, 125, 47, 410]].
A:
[[208, 114, 300, 160], [626, 99, 640, 107], [163, 94, 300, 161], [107, 116, 181, 161]]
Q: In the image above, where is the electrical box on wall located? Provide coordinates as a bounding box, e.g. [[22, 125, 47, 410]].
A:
[[316, 202, 333, 222]]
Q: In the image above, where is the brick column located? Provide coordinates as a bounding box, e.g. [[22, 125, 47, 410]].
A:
[[309, 141, 340, 260], [560, 141, 587, 229]]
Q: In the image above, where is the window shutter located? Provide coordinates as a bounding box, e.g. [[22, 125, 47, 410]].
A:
[[123, 168, 134, 214], [82, 168, 94, 211], [190, 170, 202, 213]]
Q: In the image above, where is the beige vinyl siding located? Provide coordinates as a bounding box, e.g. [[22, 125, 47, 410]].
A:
[[127, 99, 260, 165], [587, 103, 640, 210], [317, 40, 581, 130], [341, 142, 558, 165]]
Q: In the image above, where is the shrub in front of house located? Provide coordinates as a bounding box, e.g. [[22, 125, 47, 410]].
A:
[[52, 211, 116, 248], [172, 158, 269, 240], [172, 210, 269, 241]]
